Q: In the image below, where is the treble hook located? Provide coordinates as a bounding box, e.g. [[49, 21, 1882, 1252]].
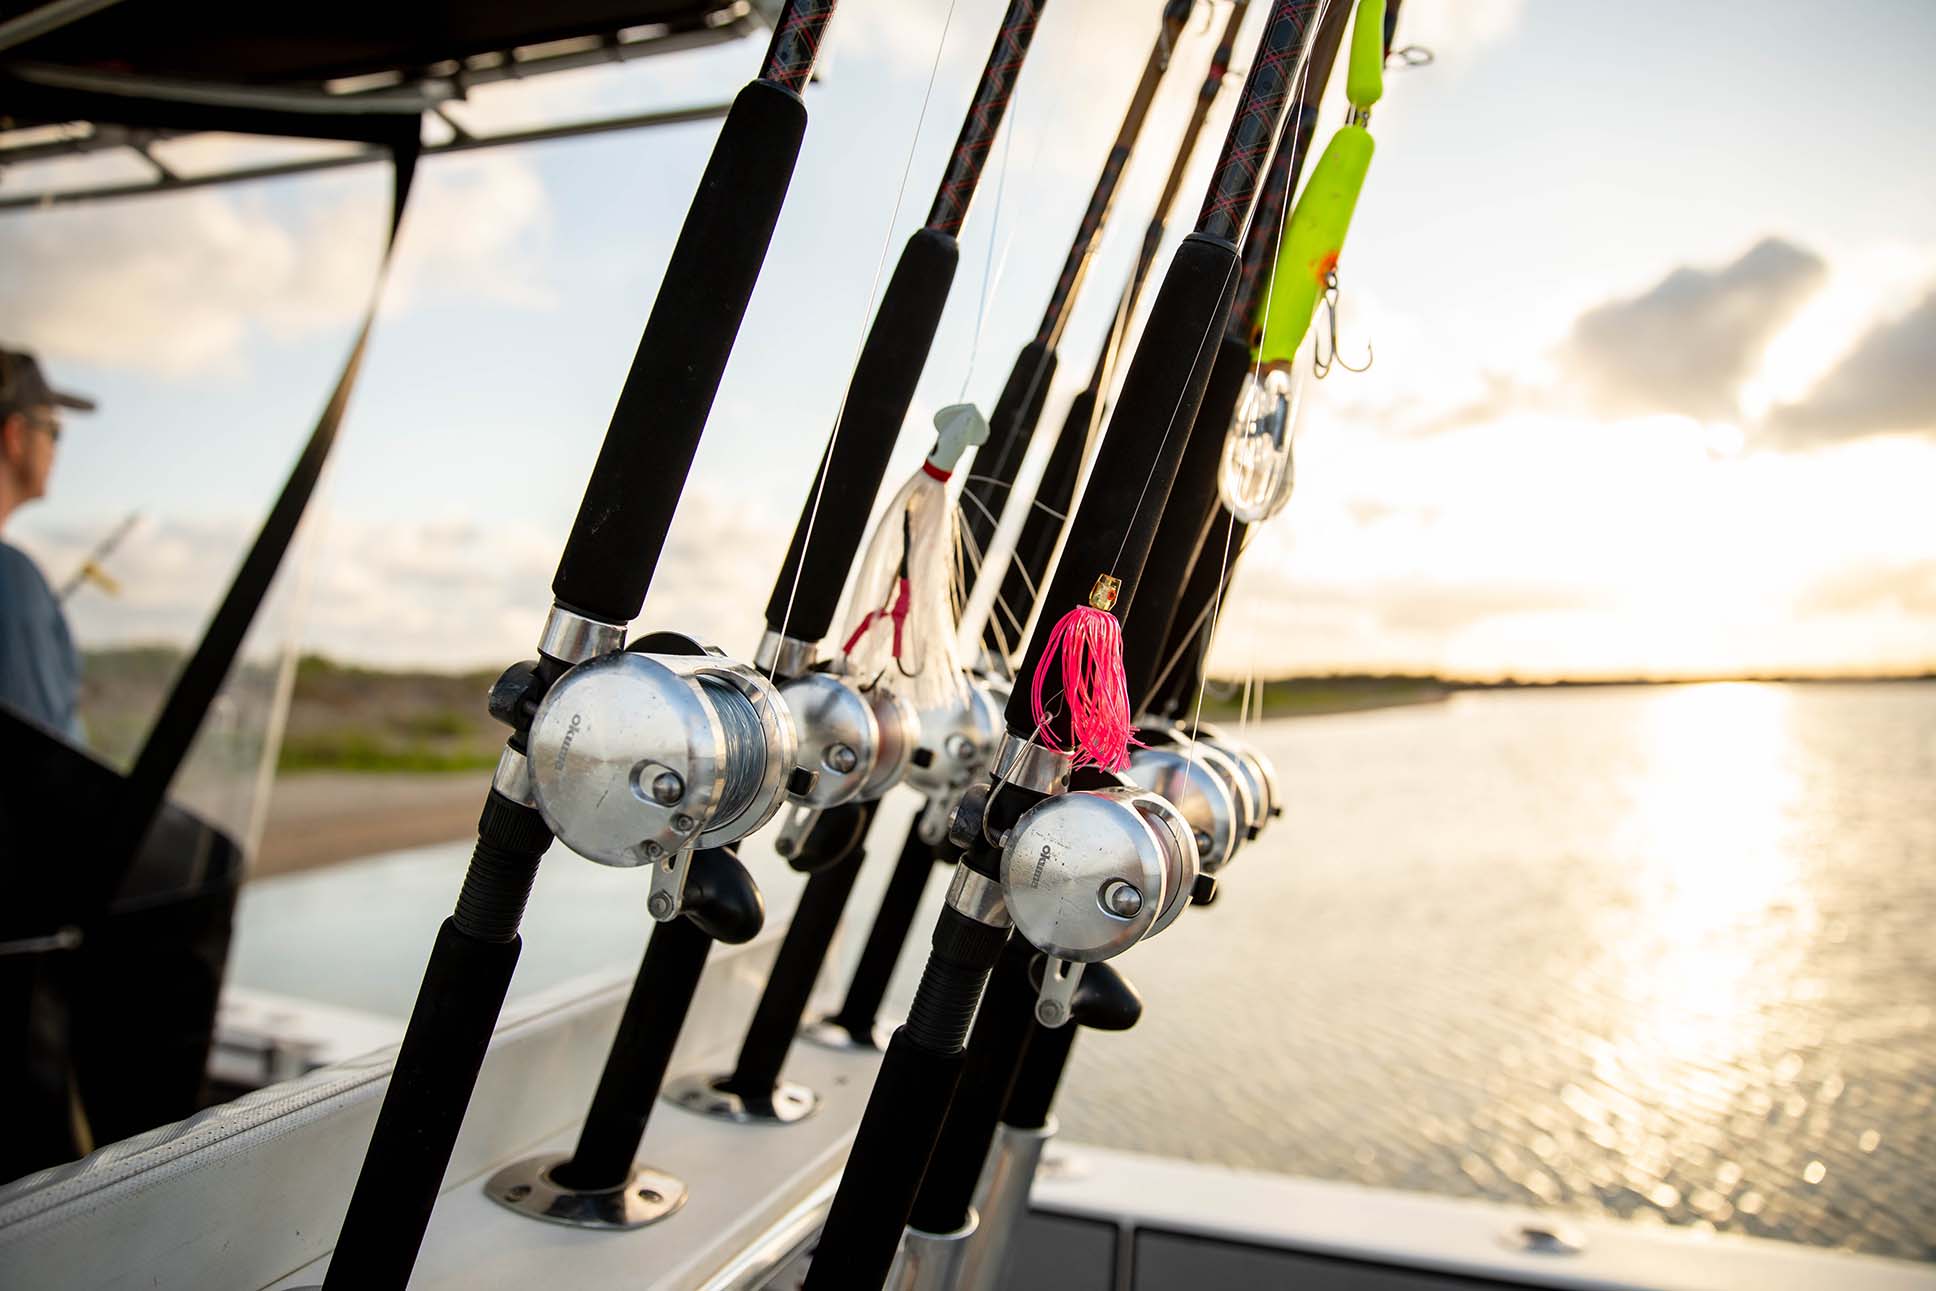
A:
[[1387, 45, 1434, 69], [1313, 271, 1372, 379]]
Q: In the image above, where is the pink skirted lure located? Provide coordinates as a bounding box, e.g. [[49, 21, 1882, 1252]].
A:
[[1030, 574, 1137, 771]]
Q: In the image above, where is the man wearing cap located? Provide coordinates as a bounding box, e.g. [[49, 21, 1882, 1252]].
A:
[[0, 348, 94, 740]]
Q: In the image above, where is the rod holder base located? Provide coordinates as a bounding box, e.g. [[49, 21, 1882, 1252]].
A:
[[799, 1014, 895, 1053], [663, 1071, 819, 1124], [482, 1153, 687, 1230]]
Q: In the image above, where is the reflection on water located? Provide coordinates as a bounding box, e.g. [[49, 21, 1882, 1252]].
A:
[[1057, 682, 1936, 1261]]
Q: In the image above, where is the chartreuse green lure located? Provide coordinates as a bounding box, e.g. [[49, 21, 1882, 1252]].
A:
[[1221, 0, 1384, 524]]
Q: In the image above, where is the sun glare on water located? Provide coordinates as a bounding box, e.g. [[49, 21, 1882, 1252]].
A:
[[1596, 684, 1814, 1112]]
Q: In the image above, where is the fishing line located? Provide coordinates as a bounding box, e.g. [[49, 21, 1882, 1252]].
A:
[[957, 0, 1203, 625], [768, 0, 962, 679], [976, 217, 1136, 658], [957, 68, 1024, 401], [1185, 507, 1239, 742], [1185, 0, 1330, 745], [1099, 0, 1325, 587]]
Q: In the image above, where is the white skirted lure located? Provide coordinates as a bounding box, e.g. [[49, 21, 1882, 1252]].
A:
[[839, 403, 988, 712]]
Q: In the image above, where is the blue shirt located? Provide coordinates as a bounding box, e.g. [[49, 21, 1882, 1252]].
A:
[[0, 540, 83, 740]]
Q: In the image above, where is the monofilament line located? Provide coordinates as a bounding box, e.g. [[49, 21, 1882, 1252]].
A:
[[770, 0, 962, 677]]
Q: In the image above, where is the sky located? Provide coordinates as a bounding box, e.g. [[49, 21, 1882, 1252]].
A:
[[4, 0, 1934, 684]]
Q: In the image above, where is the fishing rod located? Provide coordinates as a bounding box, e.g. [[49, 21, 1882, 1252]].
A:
[[955, 0, 1196, 573], [56, 510, 138, 602], [949, 959, 1142, 1291], [974, 0, 1250, 668], [802, 6, 1326, 1286], [1109, 0, 1363, 888], [808, 0, 1254, 1064], [655, 0, 1053, 1129], [889, 11, 1355, 1284], [318, 6, 838, 1285], [953, 13, 1408, 1283], [885, 13, 1285, 1282], [1147, 0, 1404, 724]]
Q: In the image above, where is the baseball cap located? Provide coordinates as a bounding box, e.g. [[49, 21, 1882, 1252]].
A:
[[0, 349, 97, 415]]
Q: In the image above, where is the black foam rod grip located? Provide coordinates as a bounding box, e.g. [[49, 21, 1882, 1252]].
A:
[[802, 1034, 969, 1288], [908, 937, 1037, 1235], [1123, 332, 1252, 711], [552, 79, 808, 627], [764, 228, 960, 642], [960, 340, 1058, 560], [1003, 233, 1240, 739], [323, 920, 521, 1290]]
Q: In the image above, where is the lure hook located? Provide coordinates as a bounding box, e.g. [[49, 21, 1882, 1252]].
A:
[[1387, 44, 1434, 68], [1313, 271, 1372, 379]]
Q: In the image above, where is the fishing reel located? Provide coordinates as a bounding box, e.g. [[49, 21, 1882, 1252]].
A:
[[521, 631, 797, 921], [1193, 720, 1283, 837], [904, 679, 1005, 845], [1127, 723, 1259, 871], [997, 785, 1198, 1028], [763, 631, 922, 862]]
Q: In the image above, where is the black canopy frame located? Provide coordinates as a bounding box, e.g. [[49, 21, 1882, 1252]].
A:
[[0, 0, 773, 208]]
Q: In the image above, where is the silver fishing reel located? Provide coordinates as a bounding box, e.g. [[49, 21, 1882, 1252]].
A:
[[905, 680, 1004, 844], [998, 786, 1197, 1027], [526, 637, 796, 919], [1192, 721, 1283, 838], [1124, 744, 1242, 873], [765, 631, 923, 858], [1218, 740, 1281, 835]]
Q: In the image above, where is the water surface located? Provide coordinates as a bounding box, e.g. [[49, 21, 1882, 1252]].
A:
[[1057, 682, 1936, 1261]]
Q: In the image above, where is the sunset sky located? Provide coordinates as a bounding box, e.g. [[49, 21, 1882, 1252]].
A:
[[4, 0, 1933, 683]]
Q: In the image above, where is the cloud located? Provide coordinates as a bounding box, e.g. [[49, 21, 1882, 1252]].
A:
[[1559, 237, 1827, 422], [1766, 286, 1936, 445], [1799, 560, 1936, 619], [0, 152, 553, 377], [20, 482, 795, 671]]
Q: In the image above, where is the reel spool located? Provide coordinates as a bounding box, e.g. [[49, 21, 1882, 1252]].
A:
[[526, 637, 796, 919], [856, 684, 923, 801], [998, 787, 1198, 1027]]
